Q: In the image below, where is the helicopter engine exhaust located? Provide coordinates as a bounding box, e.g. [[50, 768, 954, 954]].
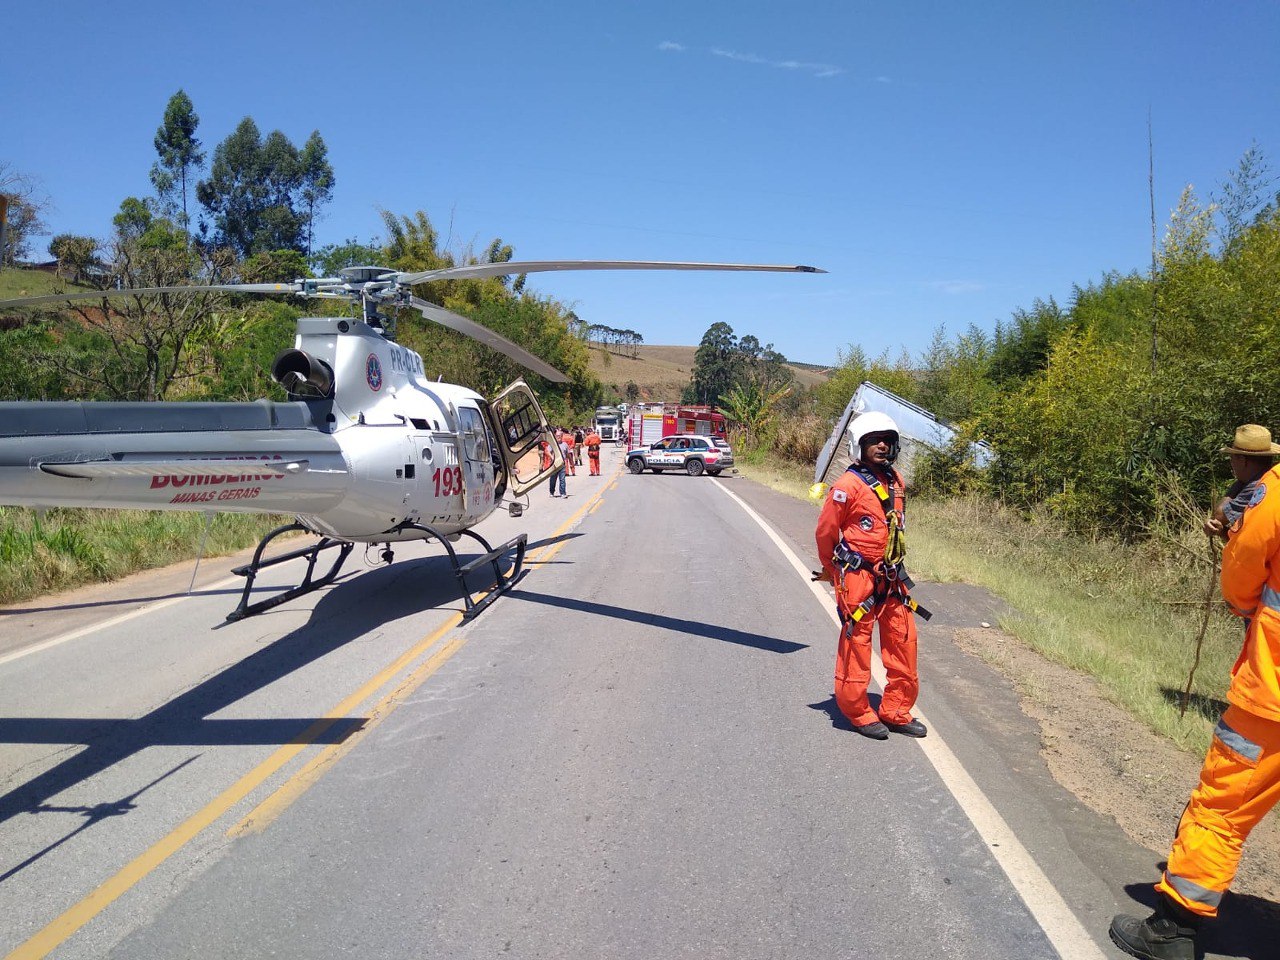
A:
[[272, 348, 334, 398]]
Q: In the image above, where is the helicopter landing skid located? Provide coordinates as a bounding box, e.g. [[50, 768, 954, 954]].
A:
[[398, 522, 527, 620], [226, 522, 355, 623]]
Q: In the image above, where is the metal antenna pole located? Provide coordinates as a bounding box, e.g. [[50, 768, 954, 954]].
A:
[[187, 512, 214, 595]]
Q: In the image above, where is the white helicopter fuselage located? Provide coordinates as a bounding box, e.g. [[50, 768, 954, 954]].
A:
[[0, 318, 555, 543]]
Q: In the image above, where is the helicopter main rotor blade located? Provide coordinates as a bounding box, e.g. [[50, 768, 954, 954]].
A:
[[407, 297, 570, 384], [397, 260, 825, 285], [0, 282, 303, 309]]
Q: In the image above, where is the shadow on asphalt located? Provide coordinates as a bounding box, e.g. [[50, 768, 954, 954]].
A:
[[0, 550, 493, 878], [1120, 881, 1280, 960], [0, 586, 254, 617], [525, 532, 584, 551], [807, 692, 885, 733], [509, 588, 808, 654]]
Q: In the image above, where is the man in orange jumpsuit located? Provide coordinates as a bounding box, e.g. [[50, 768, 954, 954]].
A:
[[585, 429, 603, 475], [815, 411, 928, 741], [562, 427, 576, 476], [1111, 424, 1280, 960]]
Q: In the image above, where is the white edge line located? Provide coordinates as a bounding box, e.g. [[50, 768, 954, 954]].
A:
[[710, 478, 1106, 960], [0, 573, 244, 667]]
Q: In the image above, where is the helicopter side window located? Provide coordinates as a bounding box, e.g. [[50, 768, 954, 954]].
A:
[[498, 398, 542, 455], [458, 407, 490, 463]]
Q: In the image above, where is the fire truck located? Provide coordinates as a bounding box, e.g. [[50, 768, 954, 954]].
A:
[[626, 403, 728, 447]]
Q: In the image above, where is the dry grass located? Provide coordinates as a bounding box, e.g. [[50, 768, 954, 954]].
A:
[[909, 497, 1236, 752], [588, 345, 828, 403]]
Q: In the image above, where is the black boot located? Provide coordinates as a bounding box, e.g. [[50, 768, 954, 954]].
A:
[[1109, 897, 1199, 960], [852, 720, 889, 740], [883, 718, 927, 738]]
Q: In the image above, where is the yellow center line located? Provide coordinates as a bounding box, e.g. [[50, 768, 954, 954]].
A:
[[227, 632, 469, 837], [8, 473, 620, 960]]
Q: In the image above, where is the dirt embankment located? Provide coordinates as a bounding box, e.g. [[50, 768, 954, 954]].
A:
[[953, 626, 1280, 905]]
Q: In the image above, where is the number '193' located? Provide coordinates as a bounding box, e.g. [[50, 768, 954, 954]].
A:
[[432, 467, 463, 496]]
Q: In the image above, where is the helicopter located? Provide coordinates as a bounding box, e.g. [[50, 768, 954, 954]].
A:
[[0, 259, 823, 621]]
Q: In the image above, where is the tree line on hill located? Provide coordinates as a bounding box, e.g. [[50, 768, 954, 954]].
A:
[[572, 320, 644, 357], [693, 145, 1280, 538], [0, 92, 610, 424]]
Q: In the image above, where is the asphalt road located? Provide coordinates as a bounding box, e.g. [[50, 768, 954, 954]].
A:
[[0, 449, 1264, 958]]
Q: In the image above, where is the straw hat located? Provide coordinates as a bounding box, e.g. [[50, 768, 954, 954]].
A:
[[1220, 424, 1280, 456]]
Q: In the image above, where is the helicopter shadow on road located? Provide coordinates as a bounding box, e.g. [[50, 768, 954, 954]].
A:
[[0, 550, 494, 879], [1121, 880, 1280, 960], [524, 531, 584, 551], [508, 589, 807, 654]]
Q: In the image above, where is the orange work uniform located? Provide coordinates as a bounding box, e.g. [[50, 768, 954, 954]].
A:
[[1158, 463, 1280, 918], [814, 464, 919, 728], [585, 432, 602, 475]]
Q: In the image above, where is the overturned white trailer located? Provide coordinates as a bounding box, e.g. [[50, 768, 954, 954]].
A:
[[813, 381, 992, 489]]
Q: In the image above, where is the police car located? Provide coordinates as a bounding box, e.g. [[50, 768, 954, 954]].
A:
[[625, 435, 733, 476]]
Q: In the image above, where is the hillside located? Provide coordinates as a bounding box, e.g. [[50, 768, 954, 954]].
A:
[[0, 267, 93, 301], [588, 344, 829, 404]]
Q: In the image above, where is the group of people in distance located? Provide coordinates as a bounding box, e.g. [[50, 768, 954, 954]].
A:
[[540, 424, 604, 497]]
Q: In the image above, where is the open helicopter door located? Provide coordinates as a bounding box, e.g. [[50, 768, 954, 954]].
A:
[[488, 379, 563, 499]]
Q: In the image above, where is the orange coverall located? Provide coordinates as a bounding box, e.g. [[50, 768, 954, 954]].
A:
[[815, 465, 919, 728], [1157, 463, 1280, 918], [585, 432, 602, 475]]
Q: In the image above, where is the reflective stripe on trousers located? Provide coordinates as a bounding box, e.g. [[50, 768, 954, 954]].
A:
[[1156, 705, 1280, 918]]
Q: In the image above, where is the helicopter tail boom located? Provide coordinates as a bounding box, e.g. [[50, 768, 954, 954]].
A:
[[0, 400, 349, 514]]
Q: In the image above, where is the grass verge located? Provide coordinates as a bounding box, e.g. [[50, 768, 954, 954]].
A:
[[738, 451, 1234, 755], [0, 507, 284, 606]]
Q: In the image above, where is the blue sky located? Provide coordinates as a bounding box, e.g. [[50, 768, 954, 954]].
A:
[[5, 0, 1278, 366]]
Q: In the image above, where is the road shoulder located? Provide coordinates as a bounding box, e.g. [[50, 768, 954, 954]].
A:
[[717, 471, 1280, 951]]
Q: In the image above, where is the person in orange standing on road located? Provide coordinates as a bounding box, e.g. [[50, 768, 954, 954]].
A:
[[584, 428, 602, 475], [562, 427, 576, 476], [1111, 424, 1280, 960], [814, 411, 930, 741]]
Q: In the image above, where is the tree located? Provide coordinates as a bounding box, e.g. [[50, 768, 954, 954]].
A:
[[0, 162, 50, 266], [32, 199, 238, 400], [1213, 143, 1273, 252], [48, 234, 99, 283], [685, 321, 739, 404], [197, 119, 329, 258], [719, 381, 793, 448], [298, 131, 334, 262], [241, 249, 309, 283], [814, 343, 916, 421], [313, 237, 381, 277], [149, 90, 205, 237]]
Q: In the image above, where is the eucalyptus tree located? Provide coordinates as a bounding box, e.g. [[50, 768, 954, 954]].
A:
[[197, 119, 334, 259], [149, 90, 205, 238]]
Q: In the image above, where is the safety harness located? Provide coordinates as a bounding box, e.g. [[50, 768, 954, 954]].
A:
[[833, 464, 932, 626]]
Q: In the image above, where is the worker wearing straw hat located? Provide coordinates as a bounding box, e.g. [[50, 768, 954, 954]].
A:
[[1111, 424, 1280, 959]]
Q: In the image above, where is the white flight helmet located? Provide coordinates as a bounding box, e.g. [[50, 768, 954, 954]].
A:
[[847, 411, 901, 462]]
